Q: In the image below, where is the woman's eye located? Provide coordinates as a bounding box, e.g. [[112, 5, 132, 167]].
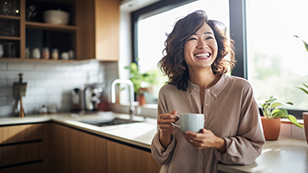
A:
[[188, 38, 197, 41], [206, 36, 213, 40]]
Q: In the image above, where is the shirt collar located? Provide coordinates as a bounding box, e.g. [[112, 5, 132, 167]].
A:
[[187, 74, 229, 99]]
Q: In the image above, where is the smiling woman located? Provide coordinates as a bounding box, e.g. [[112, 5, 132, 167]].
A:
[[135, 0, 229, 101]]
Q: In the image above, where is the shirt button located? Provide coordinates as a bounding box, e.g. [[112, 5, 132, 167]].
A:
[[205, 104, 208, 106]]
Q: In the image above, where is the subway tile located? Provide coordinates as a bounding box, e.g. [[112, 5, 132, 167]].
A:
[[35, 79, 64, 87], [46, 87, 63, 94], [0, 88, 12, 96], [0, 71, 21, 79], [46, 72, 71, 79], [291, 125, 306, 140], [0, 97, 6, 105], [8, 62, 34, 70], [0, 79, 7, 87], [22, 71, 47, 79], [26, 88, 46, 96], [0, 62, 7, 70], [0, 105, 14, 116], [34, 63, 63, 71], [70, 71, 88, 79]]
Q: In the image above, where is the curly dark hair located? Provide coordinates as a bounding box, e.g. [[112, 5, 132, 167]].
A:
[[158, 10, 236, 91]]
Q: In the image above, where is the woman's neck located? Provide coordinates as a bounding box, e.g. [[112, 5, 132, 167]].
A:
[[188, 68, 220, 91]]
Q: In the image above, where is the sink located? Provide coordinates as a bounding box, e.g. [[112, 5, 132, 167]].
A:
[[80, 117, 143, 127]]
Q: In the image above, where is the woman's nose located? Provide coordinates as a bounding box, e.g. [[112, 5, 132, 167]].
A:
[[197, 40, 208, 49]]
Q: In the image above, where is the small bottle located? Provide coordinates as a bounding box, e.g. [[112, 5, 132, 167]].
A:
[[42, 47, 50, 59], [51, 49, 58, 60], [25, 47, 30, 58], [0, 44, 3, 58]]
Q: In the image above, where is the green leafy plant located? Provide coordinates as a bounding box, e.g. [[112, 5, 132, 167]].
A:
[[261, 96, 303, 128], [124, 62, 158, 95]]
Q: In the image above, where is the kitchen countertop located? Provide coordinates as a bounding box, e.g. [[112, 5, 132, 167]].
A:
[[1, 112, 307, 173]]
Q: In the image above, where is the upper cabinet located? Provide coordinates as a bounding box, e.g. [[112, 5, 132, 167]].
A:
[[0, 0, 120, 62], [78, 0, 120, 61]]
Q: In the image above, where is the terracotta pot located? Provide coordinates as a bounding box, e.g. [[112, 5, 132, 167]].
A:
[[261, 117, 281, 140], [303, 112, 308, 145], [137, 94, 146, 106]]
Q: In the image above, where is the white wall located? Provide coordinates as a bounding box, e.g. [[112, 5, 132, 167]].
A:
[[0, 60, 118, 117]]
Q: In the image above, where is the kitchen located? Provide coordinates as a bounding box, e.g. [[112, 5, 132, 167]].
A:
[[0, 0, 308, 173]]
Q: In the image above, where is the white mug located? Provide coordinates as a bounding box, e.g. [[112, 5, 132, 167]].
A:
[[171, 113, 204, 132]]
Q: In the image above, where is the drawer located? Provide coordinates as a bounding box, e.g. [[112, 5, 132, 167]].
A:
[[0, 141, 43, 167], [0, 161, 44, 173], [0, 124, 43, 144]]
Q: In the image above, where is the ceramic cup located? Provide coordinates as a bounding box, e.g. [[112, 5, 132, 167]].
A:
[[171, 113, 204, 133]]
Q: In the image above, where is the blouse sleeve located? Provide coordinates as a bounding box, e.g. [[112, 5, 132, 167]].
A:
[[150, 87, 177, 165], [214, 83, 265, 165]]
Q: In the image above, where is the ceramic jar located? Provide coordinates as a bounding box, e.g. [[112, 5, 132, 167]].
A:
[[32, 48, 40, 59]]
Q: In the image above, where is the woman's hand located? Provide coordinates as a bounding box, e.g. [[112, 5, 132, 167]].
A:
[[158, 110, 178, 148], [184, 129, 226, 153]]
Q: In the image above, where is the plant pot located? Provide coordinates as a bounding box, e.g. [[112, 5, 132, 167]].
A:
[[303, 112, 308, 145], [261, 117, 281, 140], [137, 93, 146, 106]]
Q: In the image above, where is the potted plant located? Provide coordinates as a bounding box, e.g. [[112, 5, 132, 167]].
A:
[[294, 35, 308, 145], [261, 96, 303, 140], [124, 62, 158, 105]]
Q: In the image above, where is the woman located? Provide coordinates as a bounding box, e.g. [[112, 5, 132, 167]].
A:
[[151, 10, 265, 173]]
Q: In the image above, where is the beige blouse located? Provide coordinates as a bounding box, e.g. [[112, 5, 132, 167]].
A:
[[151, 74, 265, 173]]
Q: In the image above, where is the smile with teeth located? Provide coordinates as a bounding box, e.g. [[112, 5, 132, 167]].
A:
[[195, 52, 211, 58]]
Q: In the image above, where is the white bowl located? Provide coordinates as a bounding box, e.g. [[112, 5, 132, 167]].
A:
[[43, 10, 70, 25]]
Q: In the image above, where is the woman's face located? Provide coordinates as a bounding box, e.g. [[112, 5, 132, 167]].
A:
[[184, 23, 218, 71]]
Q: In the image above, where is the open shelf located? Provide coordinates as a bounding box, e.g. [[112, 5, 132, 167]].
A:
[[0, 15, 20, 20], [0, 36, 21, 40], [26, 21, 77, 32]]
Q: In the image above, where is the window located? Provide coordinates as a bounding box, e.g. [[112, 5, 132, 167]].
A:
[[246, 0, 308, 114], [135, 0, 229, 101]]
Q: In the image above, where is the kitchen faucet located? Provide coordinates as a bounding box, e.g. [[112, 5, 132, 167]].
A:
[[111, 79, 135, 119]]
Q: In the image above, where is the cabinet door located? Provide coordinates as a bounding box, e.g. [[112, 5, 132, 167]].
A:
[[0, 124, 43, 144], [79, 0, 120, 61], [107, 140, 160, 173], [48, 123, 108, 173], [0, 123, 44, 172]]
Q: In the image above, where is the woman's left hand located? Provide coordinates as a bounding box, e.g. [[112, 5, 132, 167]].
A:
[[184, 128, 226, 152]]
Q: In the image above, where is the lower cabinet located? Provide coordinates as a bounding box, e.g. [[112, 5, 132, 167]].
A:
[[0, 122, 160, 173], [107, 140, 161, 173], [47, 123, 108, 173], [0, 124, 44, 173], [49, 123, 160, 173]]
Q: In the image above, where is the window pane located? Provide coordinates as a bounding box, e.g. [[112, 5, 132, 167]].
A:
[[246, 0, 308, 110], [137, 0, 229, 100]]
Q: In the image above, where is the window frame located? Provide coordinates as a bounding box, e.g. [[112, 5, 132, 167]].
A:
[[130, 0, 304, 119]]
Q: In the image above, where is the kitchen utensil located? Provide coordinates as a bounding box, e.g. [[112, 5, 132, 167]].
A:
[[12, 73, 27, 118]]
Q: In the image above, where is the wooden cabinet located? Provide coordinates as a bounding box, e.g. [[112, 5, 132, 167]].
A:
[[47, 123, 108, 173], [0, 123, 45, 173], [0, 122, 160, 173], [107, 140, 161, 173], [0, 0, 120, 62], [79, 0, 120, 61]]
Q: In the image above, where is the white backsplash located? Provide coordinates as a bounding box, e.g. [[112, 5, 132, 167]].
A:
[[0, 60, 118, 117]]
